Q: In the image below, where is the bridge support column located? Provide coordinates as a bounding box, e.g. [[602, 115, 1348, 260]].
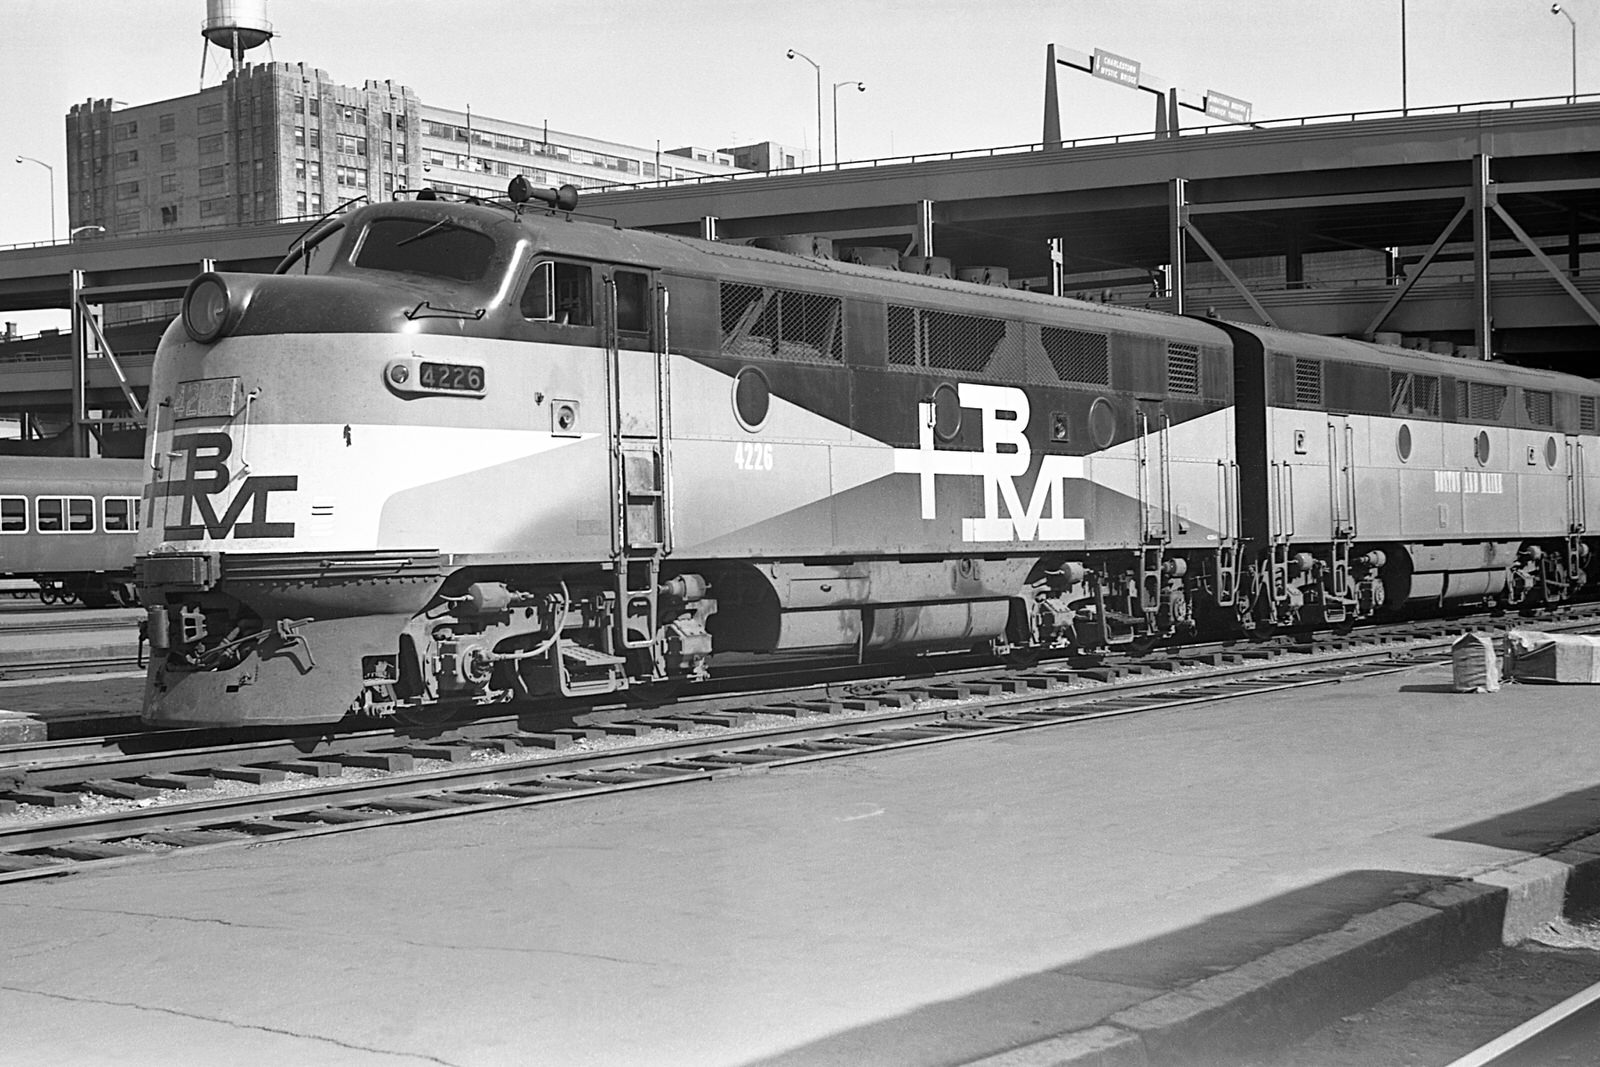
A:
[[1471, 154, 1493, 360], [69, 270, 91, 458], [915, 200, 934, 257], [700, 216, 718, 242], [1049, 238, 1064, 297], [1168, 178, 1186, 315]]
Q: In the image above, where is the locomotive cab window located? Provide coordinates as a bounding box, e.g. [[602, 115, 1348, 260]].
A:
[[521, 260, 594, 326], [614, 271, 650, 335], [0, 496, 24, 534], [351, 217, 494, 282]]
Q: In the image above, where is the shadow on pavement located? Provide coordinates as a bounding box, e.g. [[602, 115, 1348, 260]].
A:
[[741, 869, 1452, 1067], [1435, 783, 1600, 852]]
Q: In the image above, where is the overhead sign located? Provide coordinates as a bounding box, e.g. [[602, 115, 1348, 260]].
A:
[[1205, 91, 1253, 123], [1092, 50, 1141, 90]]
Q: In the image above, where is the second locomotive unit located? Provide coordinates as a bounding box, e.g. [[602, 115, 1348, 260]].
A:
[[135, 181, 1600, 727]]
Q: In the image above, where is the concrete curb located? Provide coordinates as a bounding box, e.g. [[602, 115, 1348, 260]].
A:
[[0, 642, 139, 666], [966, 841, 1600, 1067]]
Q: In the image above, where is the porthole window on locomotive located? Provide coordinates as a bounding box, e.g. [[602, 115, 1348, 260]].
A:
[[1474, 430, 1492, 466], [1396, 424, 1412, 462], [1088, 397, 1118, 449], [931, 383, 962, 441], [1546, 436, 1560, 469], [732, 366, 771, 431]]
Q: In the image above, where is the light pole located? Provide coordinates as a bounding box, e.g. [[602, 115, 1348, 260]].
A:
[[70, 225, 105, 241], [1400, 0, 1408, 111], [787, 49, 822, 167], [1554, 4, 1579, 100], [832, 81, 865, 168], [14, 155, 56, 243]]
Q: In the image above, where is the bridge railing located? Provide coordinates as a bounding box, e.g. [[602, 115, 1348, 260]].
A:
[[5, 91, 1598, 255]]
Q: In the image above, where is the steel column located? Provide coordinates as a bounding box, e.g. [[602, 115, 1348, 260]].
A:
[[68, 269, 90, 457], [915, 200, 934, 257], [1471, 154, 1493, 359], [1168, 178, 1186, 316], [700, 216, 718, 241]]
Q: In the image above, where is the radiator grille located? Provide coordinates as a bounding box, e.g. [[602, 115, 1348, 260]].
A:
[[1293, 359, 1323, 407], [1458, 381, 1508, 422], [1041, 327, 1110, 385], [719, 282, 843, 362], [1166, 343, 1200, 396], [1582, 396, 1597, 432], [1524, 389, 1553, 427], [885, 305, 1006, 374]]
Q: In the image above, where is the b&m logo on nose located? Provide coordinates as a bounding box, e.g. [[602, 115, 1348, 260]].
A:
[[158, 431, 299, 540]]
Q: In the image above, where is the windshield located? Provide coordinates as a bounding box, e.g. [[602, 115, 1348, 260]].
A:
[[350, 217, 496, 282], [276, 222, 345, 275]]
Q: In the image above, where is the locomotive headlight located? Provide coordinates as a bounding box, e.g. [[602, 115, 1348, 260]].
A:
[[182, 273, 232, 344]]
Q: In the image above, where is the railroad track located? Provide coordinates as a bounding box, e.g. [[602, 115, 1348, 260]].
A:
[[1, 604, 1595, 886], [6, 604, 1585, 885]]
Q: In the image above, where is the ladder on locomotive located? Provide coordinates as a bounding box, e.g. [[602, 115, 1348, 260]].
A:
[[606, 273, 671, 671], [1135, 402, 1173, 631]]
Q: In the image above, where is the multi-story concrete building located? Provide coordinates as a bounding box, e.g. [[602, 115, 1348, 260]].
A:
[[66, 61, 794, 240], [65, 62, 804, 323]]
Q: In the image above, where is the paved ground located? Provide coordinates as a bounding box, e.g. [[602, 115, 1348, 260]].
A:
[[6, 654, 1600, 1066]]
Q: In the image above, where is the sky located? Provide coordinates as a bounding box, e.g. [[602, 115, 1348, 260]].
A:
[[0, 0, 1589, 317]]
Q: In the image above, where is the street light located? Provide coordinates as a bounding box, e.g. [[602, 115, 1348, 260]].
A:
[[786, 49, 822, 167], [14, 155, 56, 243], [70, 225, 106, 241], [832, 81, 865, 168], [1554, 4, 1579, 101]]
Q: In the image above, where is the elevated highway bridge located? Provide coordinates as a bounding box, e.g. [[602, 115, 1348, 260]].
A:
[[4, 94, 1598, 452]]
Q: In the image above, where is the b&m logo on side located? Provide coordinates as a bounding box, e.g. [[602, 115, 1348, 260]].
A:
[[892, 383, 1086, 543], [158, 431, 298, 540]]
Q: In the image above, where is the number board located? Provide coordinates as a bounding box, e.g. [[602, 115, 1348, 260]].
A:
[[418, 362, 486, 394]]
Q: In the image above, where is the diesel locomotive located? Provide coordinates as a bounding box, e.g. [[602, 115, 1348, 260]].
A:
[[134, 182, 1600, 727], [1, 456, 143, 606]]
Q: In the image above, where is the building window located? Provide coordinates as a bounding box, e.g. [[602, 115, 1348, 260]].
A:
[[294, 159, 306, 180], [200, 165, 225, 187], [114, 121, 137, 140], [161, 174, 179, 193], [294, 125, 305, 147], [308, 129, 320, 150], [159, 113, 175, 133], [199, 134, 224, 155], [292, 94, 304, 113], [115, 181, 140, 200], [114, 150, 138, 169], [197, 103, 223, 124], [308, 97, 319, 116], [200, 197, 228, 218], [115, 211, 140, 231], [160, 142, 177, 163], [160, 205, 178, 225], [296, 192, 307, 213]]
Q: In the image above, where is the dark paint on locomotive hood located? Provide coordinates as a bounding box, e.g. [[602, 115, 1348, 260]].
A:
[[186, 270, 494, 339]]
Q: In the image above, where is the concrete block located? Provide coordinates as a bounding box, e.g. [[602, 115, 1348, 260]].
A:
[[1414, 880, 1508, 964], [963, 1026, 1147, 1067], [0, 711, 46, 744], [1475, 856, 1574, 943], [1107, 902, 1447, 1064]]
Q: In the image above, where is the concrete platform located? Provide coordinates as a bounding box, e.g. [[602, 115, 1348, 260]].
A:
[[6, 656, 1600, 1066]]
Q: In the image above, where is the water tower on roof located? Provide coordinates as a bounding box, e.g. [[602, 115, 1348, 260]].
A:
[[200, 0, 275, 87]]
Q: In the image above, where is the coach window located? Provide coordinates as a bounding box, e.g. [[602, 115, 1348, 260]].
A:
[[520, 260, 594, 326], [36, 497, 64, 533], [68, 497, 95, 532], [0, 496, 25, 533], [103, 497, 137, 532]]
